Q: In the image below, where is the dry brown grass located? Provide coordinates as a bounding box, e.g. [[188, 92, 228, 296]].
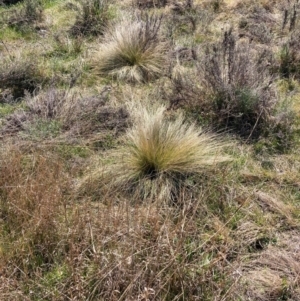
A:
[[0, 146, 70, 274], [0, 142, 238, 300], [254, 190, 295, 223], [235, 231, 300, 300], [233, 221, 274, 252]]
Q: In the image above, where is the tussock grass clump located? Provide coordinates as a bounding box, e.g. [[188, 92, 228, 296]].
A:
[[93, 104, 230, 202], [3, 0, 44, 32], [0, 56, 44, 99], [92, 14, 167, 83], [125, 104, 226, 176], [50, 34, 84, 58], [69, 0, 110, 37], [165, 0, 207, 38]]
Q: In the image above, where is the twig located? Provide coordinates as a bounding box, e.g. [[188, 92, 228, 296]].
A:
[[245, 108, 264, 143], [0, 39, 14, 62]]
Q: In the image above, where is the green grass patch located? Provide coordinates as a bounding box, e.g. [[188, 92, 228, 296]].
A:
[[0, 103, 17, 117], [25, 119, 62, 139], [56, 144, 92, 160], [43, 0, 61, 9], [0, 26, 28, 40]]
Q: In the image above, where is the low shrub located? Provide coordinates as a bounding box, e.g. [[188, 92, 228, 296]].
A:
[[255, 97, 298, 154], [161, 63, 201, 110], [282, 0, 299, 32], [1, 88, 129, 138], [163, 29, 297, 152], [91, 14, 167, 83], [26, 88, 129, 135], [237, 4, 277, 43], [279, 1, 300, 79], [199, 28, 276, 139], [212, 0, 223, 12]]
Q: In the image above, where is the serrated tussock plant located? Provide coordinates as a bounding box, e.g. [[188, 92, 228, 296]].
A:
[[92, 14, 167, 83], [96, 104, 230, 202]]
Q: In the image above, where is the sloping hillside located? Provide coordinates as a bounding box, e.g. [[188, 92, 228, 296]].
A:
[[0, 0, 300, 300]]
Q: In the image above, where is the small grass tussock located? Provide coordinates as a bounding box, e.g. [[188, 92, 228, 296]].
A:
[[69, 0, 110, 37], [1, 0, 44, 33], [0, 103, 17, 116], [0, 55, 45, 100], [91, 13, 167, 83], [166, 1, 201, 38], [89, 103, 231, 202], [49, 33, 84, 58]]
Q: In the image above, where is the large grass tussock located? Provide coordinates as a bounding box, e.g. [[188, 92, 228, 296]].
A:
[[126, 104, 228, 177], [90, 104, 230, 202]]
